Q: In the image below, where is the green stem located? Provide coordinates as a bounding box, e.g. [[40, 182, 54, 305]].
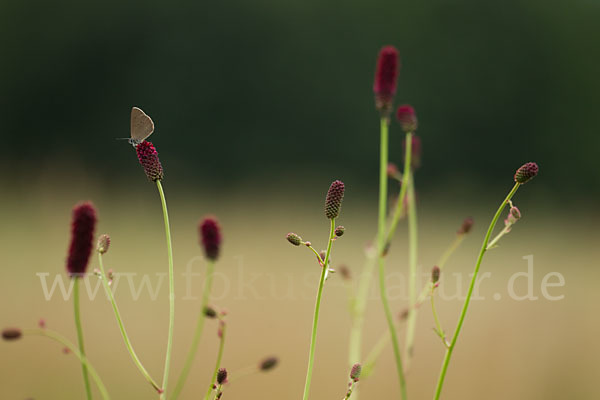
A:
[[157, 180, 175, 399], [171, 261, 216, 400], [97, 253, 162, 392], [377, 118, 408, 399], [433, 182, 520, 400], [23, 328, 110, 400], [362, 227, 467, 380], [302, 218, 336, 400], [344, 381, 357, 399], [385, 132, 413, 249], [73, 277, 93, 400], [486, 225, 511, 250], [204, 323, 227, 400], [430, 288, 448, 347], [404, 169, 418, 367]]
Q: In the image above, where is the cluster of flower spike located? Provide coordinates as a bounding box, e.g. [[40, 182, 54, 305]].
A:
[[66, 202, 97, 277], [200, 217, 222, 261], [136, 141, 164, 182], [325, 180, 345, 220], [373, 46, 399, 116]]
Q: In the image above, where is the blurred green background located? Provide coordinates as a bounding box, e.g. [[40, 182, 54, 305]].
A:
[[1, 0, 599, 399], [1, 0, 599, 195]]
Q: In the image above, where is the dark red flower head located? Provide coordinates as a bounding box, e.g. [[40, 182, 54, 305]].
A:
[[396, 104, 418, 133], [259, 356, 279, 371], [402, 135, 422, 170], [66, 202, 97, 277], [216, 367, 228, 385], [136, 141, 164, 181], [514, 162, 539, 184], [325, 180, 345, 219], [2, 328, 22, 341], [199, 217, 222, 261], [373, 46, 400, 115]]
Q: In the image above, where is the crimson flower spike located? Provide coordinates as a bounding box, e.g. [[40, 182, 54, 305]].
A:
[[66, 202, 97, 277], [200, 216, 222, 261], [373, 46, 400, 116], [136, 141, 164, 181]]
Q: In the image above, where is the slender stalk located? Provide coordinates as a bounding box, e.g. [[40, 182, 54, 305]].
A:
[[73, 277, 93, 400], [171, 261, 216, 400], [403, 169, 418, 367], [433, 182, 520, 400], [385, 132, 413, 248], [377, 118, 408, 399], [361, 225, 467, 380], [97, 253, 162, 392], [157, 180, 175, 399], [23, 328, 110, 400], [348, 130, 412, 395], [486, 226, 511, 249], [204, 323, 227, 400], [430, 288, 448, 347], [302, 218, 336, 400]]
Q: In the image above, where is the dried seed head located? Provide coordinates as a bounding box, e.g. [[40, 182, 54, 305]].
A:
[[457, 217, 474, 235], [204, 306, 218, 319], [350, 363, 362, 382], [286, 232, 303, 246], [396, 104, 418, 133], [136, 141, 164, 181], [216, 368, 228, 385], [259, 356, 279, 371], [199, 217, 222, 261], [402, 135, 422, 170], [339, 265, 351, 280], [373, 46, 400, 115], [325, 180, 345, 219], [67, 202, 97, 277], [335, 226, 345, 237], [97, 234, 110, 254], [431, 265, 441, 284], [2, 328, 22, 341], [514, 162, 539, 184]]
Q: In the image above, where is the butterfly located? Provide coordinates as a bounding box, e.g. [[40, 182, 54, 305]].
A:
[[128, 107, 155, 146]]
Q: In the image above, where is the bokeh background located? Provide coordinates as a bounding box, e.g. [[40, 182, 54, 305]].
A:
[[1, 0, 599, 399]]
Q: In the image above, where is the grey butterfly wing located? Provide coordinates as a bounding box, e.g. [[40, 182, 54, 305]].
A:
[[130, 107, 155, 144]]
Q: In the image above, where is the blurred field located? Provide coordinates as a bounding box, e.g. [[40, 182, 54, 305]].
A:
[[1, 176, 599, 399]]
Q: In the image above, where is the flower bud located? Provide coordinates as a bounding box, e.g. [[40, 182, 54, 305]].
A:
[[350, 363, 362, 382], [216, 367, 228, 385], [2, 328, 22, 341], [325, 180, 345, 219], [339, 265, 351, 280], [514, 162, 539, 184], [97, 234, 110, 254], [204, 306, 218, 319], [259, 356, 279, 371], [335, 226, 345, 237], [431, 265, 441, 284], [136, 141, 164, 181], [457, 217, 474, 235], [286, 232, 303, 246]]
